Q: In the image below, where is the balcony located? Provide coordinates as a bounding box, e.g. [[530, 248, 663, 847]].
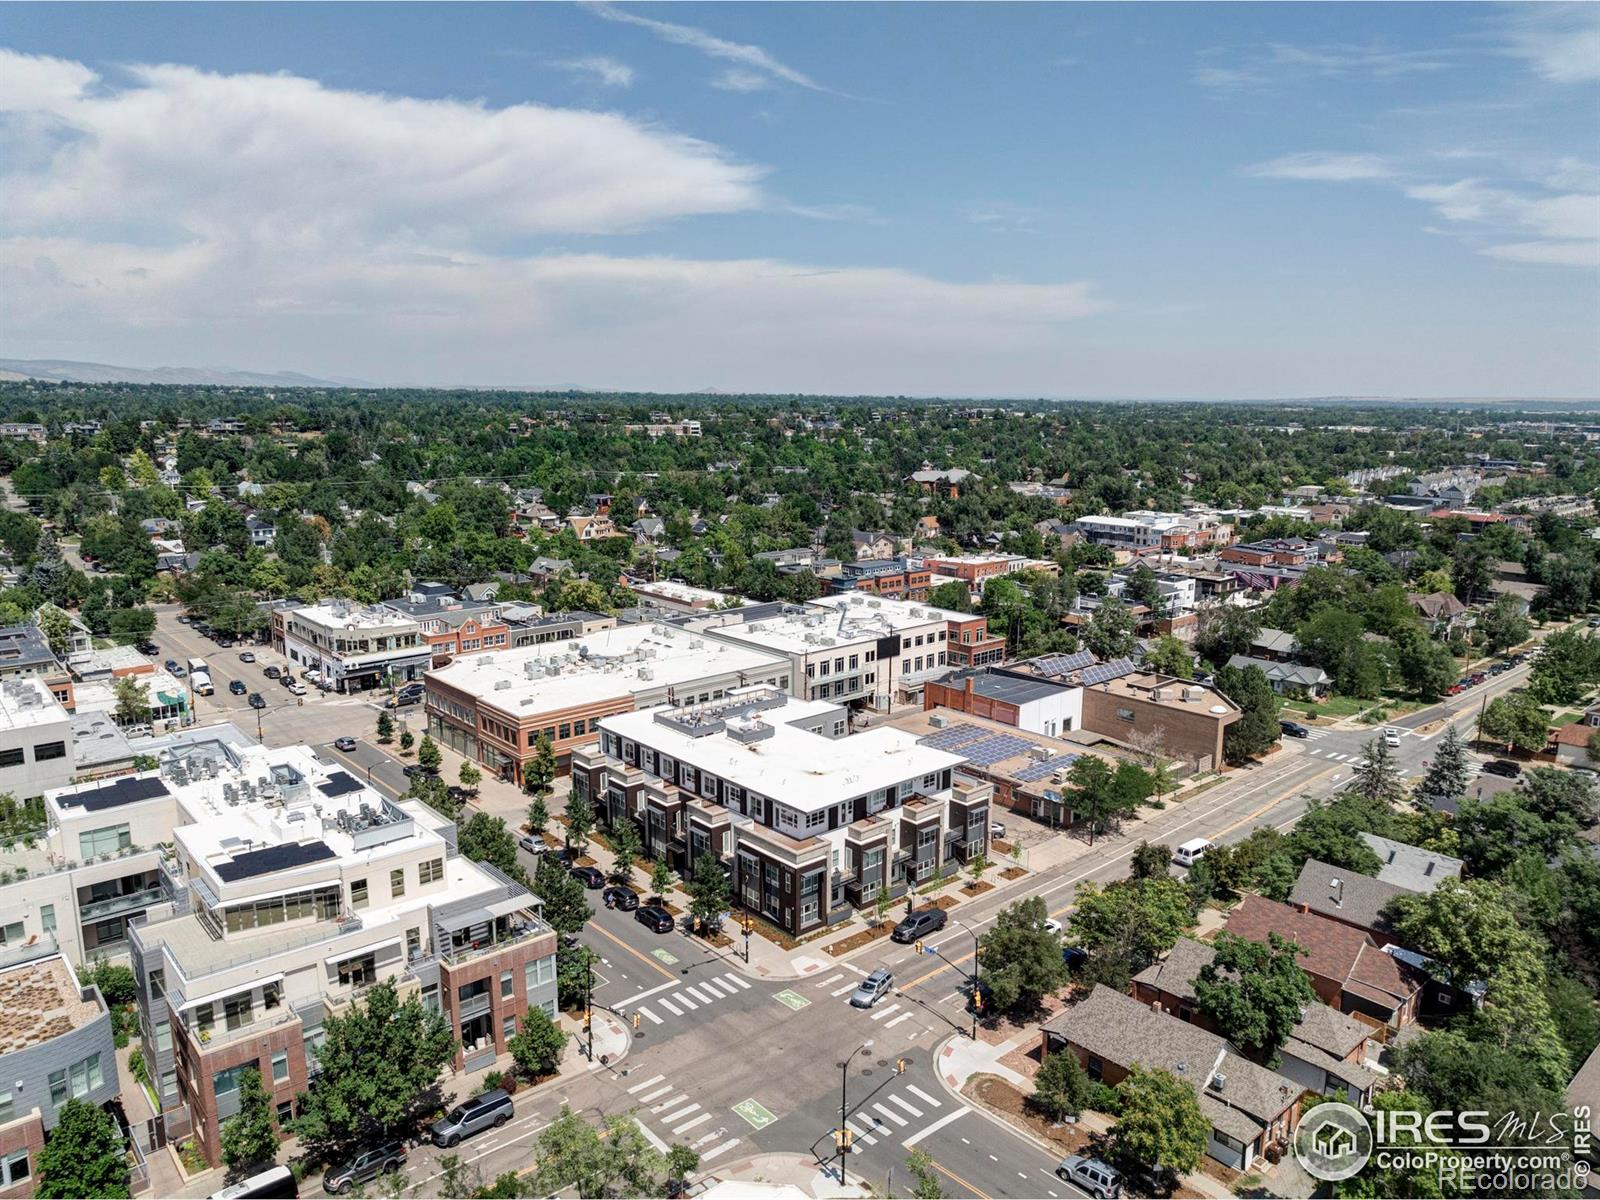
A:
[[438, 917, 550, 968], [79, 883, 167, 922], [190, 1007, 299, 1053]]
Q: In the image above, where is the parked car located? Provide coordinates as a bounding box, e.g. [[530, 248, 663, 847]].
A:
[[570, 865, 606, 889], [333, 736, 357, 752], [264, 665, 282, 679], [636, 905, 675, 933], [164, 659, 180, 672], [1056, 1155, 1123, 1199], [402, 763, 435, 779], [1383, 727, 1402, 748], [227, 679, 246, 695], [850, 969, 894, 1008], [286, 680, 307, 696], [177, 614, 192, 624], [989, 820, 1006, 838], [891, 907, 948, 943], [136, 641, 158, 655], [239, 651, 256, 663], [322, 1142, 407, 1194], [1280, 720, 1310, 738], [1061, 945, 1089, 970], [518, 834, 547, 857], [387, 683, 425, 708], [172, 665, 187, 677], [603, 885, 640, 911], [1482, 758, 1522, 778], [430, 1089, 513, 1148], [248, 693, 267, 710]]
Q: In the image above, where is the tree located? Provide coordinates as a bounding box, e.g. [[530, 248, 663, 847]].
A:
[[966, 853, 989, 885], [458, 813, 528, 885], [526, 791, 550, 836], [532, 852, 593, 936], [1107, 1066, 1209, 1177], [1194, 602, 1259, 667], [1143, 634, 1194, 680], [1418, 724, 1471, 806], [650, 858, 674, 900], [1129, 840, 1170, 881], [1031, 1044, 1093, 1122], [113, 675, 151, 726], [925, 580, 972, 613], [532, 1104, 669, 1199], [665, 1145, 701, 1195], [376, 710, 394, 743], [291, 979, 456, 1155], [1477, 691, 1550, 754], [1517, 766, 1599, 827], [36, 603, 72, 656], [1480, 595, 1531, 655], [565, 786, 595, 853], [1213, 663, 1279, 764], [35, 1099, 130, 1200], [399, 729, 415, 753], [1287, 796, 1386, 874], [905, 1148, 945, 1200], [1349, 737, 1405, 806], [524, 732, 557, 801], [686, 854, 731, 933], [1529, 628, 1600, 705], [1193, 933, 1315, 1066], [978, 896, 1070, 1014], [1068, 875, 1193, 976], [417, 734, 442, 772], [1082, 596, 1136, 661], [458, 761, 481, 791], [220, 1068, 279, 1178], [1063, 755, 1119, 845], [610, 819, 642, 881], [1395, 633, 1456, 700], [508, 1005, 569, 1080]]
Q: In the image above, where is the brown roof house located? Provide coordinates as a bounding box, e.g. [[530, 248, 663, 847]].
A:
[[1133, 937, 1378, 1104], [1224, 895, 1426, 1030], [1040, 984, 1304, 1171]]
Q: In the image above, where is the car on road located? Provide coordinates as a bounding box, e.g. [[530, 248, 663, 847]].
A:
[[171, 665, 186, 677], [1041, 917, 1062, 935], [286, 680, 307, 696], [248, 693, 266, 710], [137, 641, 158, 655], [603, 885, 640, 911], [1056, 1155, 1123, 1199], [1383, 727, 1402, 748], [177, 614, 192, 624], [891, 907, 948, 943], [164, 659, 180, 672], [519, 835, 548, 856], [1482, 758, 1522, 778], [636, 904, 675, 933], [569, 865, 606, 889], [229, 680, 247, 696], [430, 1089, 513, 1149], [239, 651, 256, 663], [990, 820, 1006, 838], [322, 1142, 407, 1195], [1173, 837, 1212, 868], [1061, 945, 1089, 970], [1280, 720, 1310, 738], [850, 969, 894, 1008], [264, 665, 282, 679], [402, 763, 436, 779], [333, 736, 357, 752]]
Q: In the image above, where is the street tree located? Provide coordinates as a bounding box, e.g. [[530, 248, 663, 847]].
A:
[[292, 979, 456, 1155], [532, 852, 593, 936], [650, 858, 675, 900], [1107, 1066, 1209, 1178], [220, 1068, 279, 1177], [1063, 755, 1121, 845], [905, 1149, 945, 1200], [458, 761, 481, 791], [532, 1104, 670, 1199], [417, 734, 442, 772], [1193, 933, 1315, 1066], [565, 787, 595, 852], [35, 1099, 130, 1200], [979, 896, 1070, 1014], [1030, 1046, 1093, 1122], [376, 710, 394, 743], [1477, 691, 1551, 754], [399, 729, 414, 753], [1418, 725, 1471, 806], [1287, 796, 1386, 874], [524, 733, 557, 801], [526, 791, 550, 836], [1129, 840, 1171, 880], [1480, 596, 1531, 655], [1068, 875, 1193, 978], [1350, 737, 1405, 806], [458, 812, 528, 885], [686, 855, 731, 933], [1213, 663, 1280, 763], [508, 1005, 569, 1080], [610, 819, 642, 881]]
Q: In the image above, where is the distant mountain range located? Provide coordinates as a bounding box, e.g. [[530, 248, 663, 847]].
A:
[[0, 358, 365, 388]]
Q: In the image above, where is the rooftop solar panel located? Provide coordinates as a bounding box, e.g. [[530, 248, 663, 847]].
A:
[[214, 840, 336, 882], [1081, 658, 1136, 686], [55, 774, 171, 813], [1010, 754, 1081, 783], [317, 771, 362, 798], [1031, 650, 1096, 678]]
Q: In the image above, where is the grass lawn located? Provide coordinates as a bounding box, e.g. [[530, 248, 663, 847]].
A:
[[1281, 694, 1367, 718], [1554, 712, 1584, 727]]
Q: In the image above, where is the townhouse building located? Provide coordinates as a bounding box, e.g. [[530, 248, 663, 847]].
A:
[[0, 678, 75, 805], [116, 730, 555, 1167], [424, 623, 789, 783], [381, 586, 511, 667], [826, 558, 931, 601], [274, 600, 431, 693], [570, 689, 989, 937]]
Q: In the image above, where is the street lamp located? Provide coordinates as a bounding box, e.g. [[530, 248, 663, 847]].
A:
[[837, 1039, 874, 1187], [955, 919, 982, 1041]]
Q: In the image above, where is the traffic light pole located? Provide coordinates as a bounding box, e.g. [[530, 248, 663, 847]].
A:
[[838, 1039, 874, 1186], [915, 932, 981, 1039], [584, 949, 595, 1062]]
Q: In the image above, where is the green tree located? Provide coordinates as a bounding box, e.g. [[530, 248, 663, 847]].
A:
[[1107, 1066, 1209, 1177], [1529, 627, 1600, 705], [35, 1098, 131, 1200], [524, 732, 557, 801], [1129, 840, 1171, 881], [508, 1005, 569, 1080], [458, 761, 481, 791], [417, 733, 442, 772], [220, 1068, 279, 1178], [1480, 595, 1531, 655], [565, 787, 595, 853], [1213, 663, 1279, 764], [1143, 634, 1194, 679], [1286, 796, 1386, 874], [686, 854, 731, 933], [978, 896, 1070, 1014], [526, 791, 550, 836], [375, 710, 394, 743], [458, 812, 528, 885], [291, 979, 456, 1155], [1193, 933, 1315, 1066], [399, 729, 414, 753], [610, 819, 642, 881], [1349, 737, 1405, 806], [1068, 875, 1193, 977], [532, 1105, 669, 1199], [665, 1145, 701, 1194], [1395, 633, 1457, 700], [1477, 691, 1550, 754], [1314, 1090, 1466, 1199], [1031, 1045, 1093, 1122], [1418, 724, 1471, 806], [905, 1148, 945, 1200], [650, 858, 674, 900], [1063, 755, 1120, 845], [1082, 596, 1137, 660], [36, 603, 72, 656], [532, 852, 593, 936], [925, 580, 972, 613], [1194, 602, 1259, 667]]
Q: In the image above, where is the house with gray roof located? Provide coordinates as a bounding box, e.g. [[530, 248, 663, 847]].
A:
[[1225, 653, 1329, 698], [1249, 628, 1301, 661], [1359, 833, 1462, 894], [1040, 984, 1302, 1171], [1288, 857, 1412, 945]]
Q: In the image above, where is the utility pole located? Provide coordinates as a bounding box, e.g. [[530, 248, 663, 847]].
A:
[[837, 1039, 873, 1186], [585, 949, 595, 1062]]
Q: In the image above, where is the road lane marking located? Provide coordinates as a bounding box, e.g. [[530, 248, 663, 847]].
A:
[[657, 997, 683, 1016], [721, 973, 752, 990], [627, 1073, 665, 1095], [639, 1006, 662, 1025], [816, 972, 846, 988], [674, 1112, 712, 1136], [907, 1085, 942, 1108], [696, 978, 730, 998], [616, 978, 682, 1008], [847, 1119, 878, 1145], [637, 1085, 675, 1104], [869, 1002, 902, 1021], [774, 989, 811, 1010], [674, 991, 700, 1010], [701, 1139, 741, 1162], [885, 1012, 913, 1029], [587, 920, 678, 982], [663, 1103, 701, 1124], [684, 985, 715, 1004], [889, 1094, 924, 1118], [831, 982, 858, 996], [733, 1099, 777, 1130], [871, 1103, 909, 1128], [634, 1119, 668, 1153]]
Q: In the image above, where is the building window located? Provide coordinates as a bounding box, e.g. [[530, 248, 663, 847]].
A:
[[420, 858, 444, 884], [503, 1014, 517, 1041], [40, 904, 55, 932], [390, 868, 406, 899], [271, 1050, 289, 1083], [500, 970, 514, 999], [0, 748, 22, 768], [212, 1063, 251, 1101], [1086, 1055, 1104, 1082], [49, 1052, 104, 1104], [79, 823, 132, 859], [33, 741, 66, 761], [0, 1150, 29, 1188], [351, 879, 369, 909], [276, 1100, 294, 1125], [525, 954, 556, 989]]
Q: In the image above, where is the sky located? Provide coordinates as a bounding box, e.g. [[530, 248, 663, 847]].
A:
[[0, 2, 1596, 398]]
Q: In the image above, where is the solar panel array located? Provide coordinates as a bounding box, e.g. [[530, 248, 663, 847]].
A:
[[917, 722, 1034, 766], [1081, 657, 1137, 686], [1030, 650, 1095, 678], [1010, 754, 1080, 783], [917, 722, 989, 753]]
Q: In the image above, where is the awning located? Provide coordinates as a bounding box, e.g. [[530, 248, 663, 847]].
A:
[[323, 937, 402, 967]]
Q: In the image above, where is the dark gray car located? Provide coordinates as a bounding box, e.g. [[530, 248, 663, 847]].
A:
[[323, 1141, 407, 1194]]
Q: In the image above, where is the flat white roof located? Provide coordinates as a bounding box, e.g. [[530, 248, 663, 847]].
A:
[[289, 600, 418, 631], [634, 580, 745, 606], [0, 676, 69, 732], [810, 593, 966, 628], [427, 623, 787, 714], [714, 595, 955, 656], [601, 699, 964, 814]]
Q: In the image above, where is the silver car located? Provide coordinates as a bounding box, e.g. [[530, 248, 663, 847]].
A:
[[850, 969, 893, 1008], [431, 1088, 513, 1147], [1057, 1155, 1123, 1198]]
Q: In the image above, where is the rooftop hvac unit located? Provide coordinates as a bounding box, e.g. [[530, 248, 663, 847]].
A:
[[494, 679, 512, 691], [928, 714, 947, 729], [638, 667, 654, 681], [1028, 746, 1054, 762], [1184, 686, 1204, 701], [1209, 1073, 1227, 1093], [1152, 688, 1167, 701]]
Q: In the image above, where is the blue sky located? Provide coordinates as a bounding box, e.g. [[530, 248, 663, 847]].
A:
[[1, 2, 1596, 396]]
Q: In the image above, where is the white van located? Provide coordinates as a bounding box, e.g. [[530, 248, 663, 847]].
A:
[[190, 670, 214, 697], [1173, 837, 1212, 868]]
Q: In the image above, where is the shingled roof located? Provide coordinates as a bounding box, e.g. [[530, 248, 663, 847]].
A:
[[1288, 858, 1411, 935]]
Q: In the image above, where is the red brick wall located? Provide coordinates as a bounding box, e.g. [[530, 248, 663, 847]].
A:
[[0, 1113, 45, 1199], [181, 1018, 308, 1168], [440, 931, 559, 1069]]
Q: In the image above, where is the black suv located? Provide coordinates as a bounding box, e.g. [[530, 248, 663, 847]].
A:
[[892, 907, 948, 943], [322, 1141, 407, 1194]]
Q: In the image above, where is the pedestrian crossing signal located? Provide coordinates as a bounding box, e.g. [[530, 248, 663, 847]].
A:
[[834, 1127, 853, 1149], [631, 1011, 641, 1032], [914, 940, 924, 955], [582, 1011, 592, 1031], [972, 989, 983, 1013]]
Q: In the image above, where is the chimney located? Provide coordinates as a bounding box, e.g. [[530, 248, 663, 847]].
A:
[[965, 676, 975, 700], [1330, 878, 1344, 908]]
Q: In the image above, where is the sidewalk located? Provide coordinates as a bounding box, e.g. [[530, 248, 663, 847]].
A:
[[700, 1151, 872, 1199]]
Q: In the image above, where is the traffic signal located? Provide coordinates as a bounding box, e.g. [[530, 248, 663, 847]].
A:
[[582, 1010, 592, 1031], [834, 1127, 853, 1149], [631, 1011, 642, 1032], [972, 988, 983, 1013], [895, 1058, 909, 1075], [914, 940, 924, 955]]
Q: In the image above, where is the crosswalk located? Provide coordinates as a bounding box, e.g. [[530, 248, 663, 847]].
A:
[[811, 970, 934, 1039], [629, 971, 753, 1026], [842, 1081, 970, 1153], [624, 1073, 743, 1163]]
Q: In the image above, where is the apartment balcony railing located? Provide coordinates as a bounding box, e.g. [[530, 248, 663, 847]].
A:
[[79, 884, 167, 922], [437, 918, 550, 968], [190, 1007, 299, 1053]]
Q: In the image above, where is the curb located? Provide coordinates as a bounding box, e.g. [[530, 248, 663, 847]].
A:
[[931, 1034, 1071, 1165]]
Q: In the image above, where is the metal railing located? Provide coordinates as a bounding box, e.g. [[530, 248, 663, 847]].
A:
[[437, 919, 550, 967], [79, 884, 167, 922], [190, 1007, 298, 1052]]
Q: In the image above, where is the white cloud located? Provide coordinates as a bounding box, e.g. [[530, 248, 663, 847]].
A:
[[1244, 152, 1399, 182], [586, 3, 848, 96], [710, 69, 769, 93], [0, 48, 762, 240], [967, 203, 1043, 234], [1501, 3, 1600, 83], [555, 55, 635, 88], [1194, 41, 1456, 90]]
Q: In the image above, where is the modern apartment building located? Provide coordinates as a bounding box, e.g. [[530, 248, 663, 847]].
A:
[[274, 600, 431, 693], [0, 942, 120, 1199], [1069, 511, 1226, 554], [424, 623, 789, 783], [118, 730, 555, 1167], [0, 678, 74, 805], [570, 689, 990, 936]]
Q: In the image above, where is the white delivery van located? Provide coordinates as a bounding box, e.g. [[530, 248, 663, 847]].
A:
[[1173, 838, 1213, 868], [190, 670, 214, 696]]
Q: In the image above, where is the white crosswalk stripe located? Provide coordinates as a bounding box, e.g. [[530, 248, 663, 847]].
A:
[[657, 996, 683, 1016], [626, 1073, 666, 1095], [869, 1002, 902, 1021], [691, 1131, 721, 1149], [906, 1085, 942, 1108], [639, 1006, 663, 1025], [651, 1094, 690, 1114], [638, 1085, 675, 1104], [663, 1103, 701, 1124], [902, 1106, 971, 1148], [684, 985, 714, 1005], [701, 1139, 741, 1162], [885, 1012, 913, 1029], [673, 991, 700, 1010], [872, 1102, 909, 1128], [846, 1119, 878, 1146], [889, 1095, 924, 1119], [722, 973, 752, 990], [831, 982, 858, 997], [696, 979, 730, 999], [815, 972, 846, 988], [674, 1112, 712, 1136]]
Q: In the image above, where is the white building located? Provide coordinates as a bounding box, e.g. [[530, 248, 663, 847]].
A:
[[0, 677, 75, 803], [631, 580, 746, 614], [275, 600, 430, 693]]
